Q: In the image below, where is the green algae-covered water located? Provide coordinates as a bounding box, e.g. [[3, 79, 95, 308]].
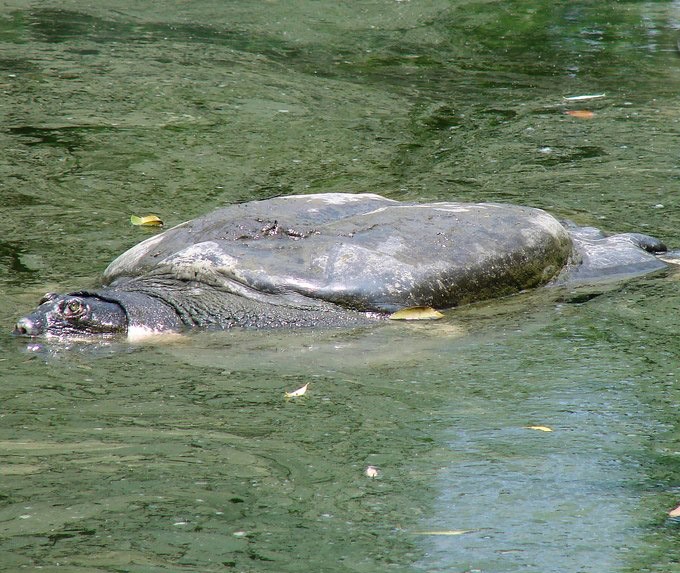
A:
[[2, 2, 680, 571]]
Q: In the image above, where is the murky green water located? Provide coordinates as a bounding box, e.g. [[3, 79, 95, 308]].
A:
[[2, 1, 680, 571]]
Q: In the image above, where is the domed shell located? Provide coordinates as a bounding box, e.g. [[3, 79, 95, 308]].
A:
[[103, 193, 573, 312]]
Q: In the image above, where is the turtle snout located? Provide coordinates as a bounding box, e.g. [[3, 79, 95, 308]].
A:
[[13, 316, 41, 337]]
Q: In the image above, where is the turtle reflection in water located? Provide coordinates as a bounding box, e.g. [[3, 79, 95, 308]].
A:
[[13, 193, 670, 340]]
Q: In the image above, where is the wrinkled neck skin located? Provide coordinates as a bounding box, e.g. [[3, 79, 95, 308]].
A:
[[100, 278, 373, 338], [92, 288, 185, 339]]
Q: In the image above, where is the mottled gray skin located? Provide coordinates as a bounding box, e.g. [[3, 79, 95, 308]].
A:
[[13, 193, 668, 339]]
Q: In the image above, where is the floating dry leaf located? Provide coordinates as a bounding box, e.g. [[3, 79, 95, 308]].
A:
[[284, 383, 309, 399], [526, 425, 553, 432], [669, 504, 680, 518], [563, 93, 605, 101], [130, 214, 164, 227], [364, 465, 380, 478], [564, 110, 595, 119], [412, 530, 477, 536], [389, 306, 444, 321]]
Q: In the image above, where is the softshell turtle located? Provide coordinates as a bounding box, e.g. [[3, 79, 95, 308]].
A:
[[13, 193, 668, 339]]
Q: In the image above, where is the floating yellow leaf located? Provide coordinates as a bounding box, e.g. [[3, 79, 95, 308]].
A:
[[130, 214, 164, 227], [669, 504, 680, 518], [564, 110, 595, 119], [526, 425, 553, 432], [284, 383, 309, 399], [389, 306, 444, 321]]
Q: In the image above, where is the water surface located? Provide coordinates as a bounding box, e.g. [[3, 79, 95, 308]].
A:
[[2, 1, 680, 571]]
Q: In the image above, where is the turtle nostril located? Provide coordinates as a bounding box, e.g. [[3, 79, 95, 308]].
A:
[[13, 317, 36, 337]]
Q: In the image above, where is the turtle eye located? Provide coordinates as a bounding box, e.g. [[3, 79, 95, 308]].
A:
[[39, 292, 59, 305], [60, 298, 87, 319]]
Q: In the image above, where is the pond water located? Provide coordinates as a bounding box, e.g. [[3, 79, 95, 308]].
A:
[[1, 1, 680, 571]]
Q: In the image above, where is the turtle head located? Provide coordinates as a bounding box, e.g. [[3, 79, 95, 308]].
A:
[[13, 292, 128, 339]]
